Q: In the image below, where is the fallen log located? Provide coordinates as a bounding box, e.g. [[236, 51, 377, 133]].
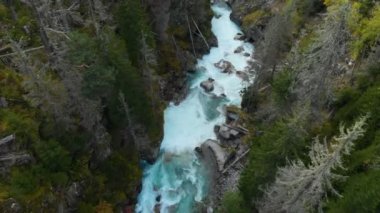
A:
[[221, 148, 250, 174], [0, 134, 15, 146], [0, 152, 32, 164]]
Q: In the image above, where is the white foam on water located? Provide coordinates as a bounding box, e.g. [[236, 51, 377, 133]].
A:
[[136, 4, 254, 213]]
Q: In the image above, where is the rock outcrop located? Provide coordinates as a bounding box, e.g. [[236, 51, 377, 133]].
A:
[[234, 45, 245, 53], [214, 59, 236, 74], [234, 33, 246, 41], [200, 139, 227, 172], [195, 104, 251, 208]]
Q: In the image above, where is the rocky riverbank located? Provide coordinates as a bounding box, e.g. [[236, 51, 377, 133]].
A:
[[196, 105, 251, 210]]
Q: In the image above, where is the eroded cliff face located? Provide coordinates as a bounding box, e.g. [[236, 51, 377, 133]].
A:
[[145, 0, 217, 104]]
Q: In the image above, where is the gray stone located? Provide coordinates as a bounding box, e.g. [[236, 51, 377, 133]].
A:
[[219, 125, 231, 139], [200, 78, 215, 92], [234, 33, 246, 41], [234, 46, 245, 54], [214, 59, 236, 74], [236, 71, 249, 81], [201, 139, 227, 172], [226, 111, 239, 122]]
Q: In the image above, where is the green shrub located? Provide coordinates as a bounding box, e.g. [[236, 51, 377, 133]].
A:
[[0, 4, 8, 21], [117, 0, 153, 66], [82, 64, 116, 99], [218, 192, 249, 213], [10, 169, 39, 196], [68, 32, 98, 65], [272, 68, 294, 105], [242, 10, 267, 28], [240, 118, 308, 203], [326, 169, 380, 213], [33, 140, 71, 173], [99, 152, 141, 202], [0, 109, 39, 144], [352, 6, 380, 59]]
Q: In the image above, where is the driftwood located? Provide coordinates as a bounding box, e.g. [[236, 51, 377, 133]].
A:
[[192, 18, 210, 49], [222, 148, 250, 174], [45, 27, 71, 40], [225, 124, 249, 134], [186, 14, 196, 57], [0, 46, 44, 58], [0, 153, 32, 167], [119, 92, 138, 148], [0, 153, 31, 162], [0, 134, 15, 146]]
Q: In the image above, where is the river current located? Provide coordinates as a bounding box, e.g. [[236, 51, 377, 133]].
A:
[[136, 4, 254, 213]]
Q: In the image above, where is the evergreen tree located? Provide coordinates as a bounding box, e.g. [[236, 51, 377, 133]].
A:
[[258, 116, 368, 213]]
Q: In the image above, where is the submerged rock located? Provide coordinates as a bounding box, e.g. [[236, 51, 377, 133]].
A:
[[214, 59, 236, 74], [200, 78, 215, 92], [234, 33, 246, 41], [234, 46, 245, 54]]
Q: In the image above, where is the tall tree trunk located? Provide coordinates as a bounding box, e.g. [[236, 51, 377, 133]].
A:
[[5, 0, 18, 21], [28, 0, 54, 54]]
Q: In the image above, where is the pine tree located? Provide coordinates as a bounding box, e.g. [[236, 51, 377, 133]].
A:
[[258, 116, 368, 213]]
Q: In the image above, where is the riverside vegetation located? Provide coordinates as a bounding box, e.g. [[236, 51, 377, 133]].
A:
[[0, 0, 379, 212], [0, 0, 214, 212], [218, 0, 380, 212]]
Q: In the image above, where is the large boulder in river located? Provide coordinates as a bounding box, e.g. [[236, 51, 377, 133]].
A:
[[215, 124, 248, 141], [200, 78, 215, 92], [234, 46, 245, 54], [236, 71, 249, 81], [234, 33, 246, 41], [214, 60, 236, 74], [199, 139, 227, 172]]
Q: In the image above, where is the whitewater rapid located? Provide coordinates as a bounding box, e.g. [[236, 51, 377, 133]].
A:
[[136, 4, 254, 213]]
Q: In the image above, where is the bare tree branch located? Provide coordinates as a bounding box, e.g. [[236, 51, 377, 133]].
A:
[[259, 116, 368, 213], [0, 135, 15, 146]]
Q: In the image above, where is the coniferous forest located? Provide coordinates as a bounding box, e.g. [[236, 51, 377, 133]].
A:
[[0, 0, 379, 212]]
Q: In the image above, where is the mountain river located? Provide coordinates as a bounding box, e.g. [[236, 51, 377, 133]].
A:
[[136, 4, 254, 212]]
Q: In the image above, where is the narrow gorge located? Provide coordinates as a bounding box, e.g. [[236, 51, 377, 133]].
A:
[[137, 4, 254, 212]]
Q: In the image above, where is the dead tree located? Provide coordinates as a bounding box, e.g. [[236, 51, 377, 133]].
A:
[[140, 33, 159, 109], [27, 0, 54, 53], [0, 135, 15, 146], [119, 92, 138, 147], [258, 116, 368, 213], [255, 1, 296, 84], [293, 3, 351, 108]]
